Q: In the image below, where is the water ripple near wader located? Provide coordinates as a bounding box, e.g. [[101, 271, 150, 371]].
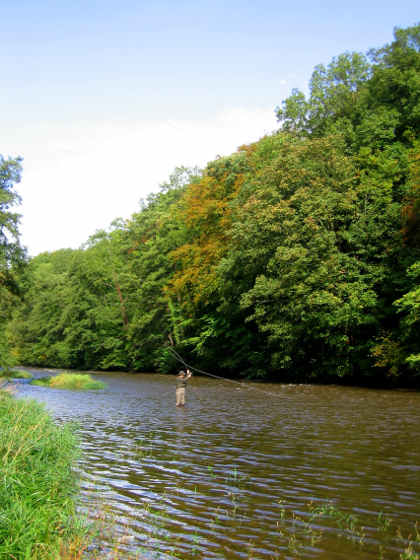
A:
[[19, 371, 420, 559]]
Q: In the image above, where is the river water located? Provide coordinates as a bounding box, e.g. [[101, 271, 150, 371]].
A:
[[17, 370, 420, 559]]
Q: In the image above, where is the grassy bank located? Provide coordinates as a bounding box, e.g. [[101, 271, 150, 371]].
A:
[[0, 390, 88, 559], [32, 372, 106, 391]]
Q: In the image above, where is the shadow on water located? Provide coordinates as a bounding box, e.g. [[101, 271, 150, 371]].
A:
[[18, 370, 420, 559]]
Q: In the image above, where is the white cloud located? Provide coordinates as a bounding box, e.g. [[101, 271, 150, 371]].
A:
[[5, 107, 277, 256]]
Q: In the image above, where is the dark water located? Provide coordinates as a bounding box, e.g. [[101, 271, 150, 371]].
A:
[[17, 370, 420, 559]]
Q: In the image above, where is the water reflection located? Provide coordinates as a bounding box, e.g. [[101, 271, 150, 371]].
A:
[[18, 371, 420, 559]]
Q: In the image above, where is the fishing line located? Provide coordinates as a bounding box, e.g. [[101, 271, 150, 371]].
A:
[[168, 346, 283, 399]]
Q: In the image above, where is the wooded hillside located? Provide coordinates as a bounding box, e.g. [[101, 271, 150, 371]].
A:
[[1, 24, 419, 384]]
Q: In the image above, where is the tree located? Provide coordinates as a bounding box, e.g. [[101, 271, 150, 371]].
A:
[[0, 154, 25, 372], [276, 52, 371, 142], [4, 25, 420, 385], [0, 155, 25, 292], [394, 262, 420, 374], [277, 24, 420, 153]]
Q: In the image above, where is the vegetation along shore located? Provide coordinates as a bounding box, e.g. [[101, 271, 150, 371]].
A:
[[0, 389, 88, 559], [0, 20, 418, 559], [1, 24, 419, 388]]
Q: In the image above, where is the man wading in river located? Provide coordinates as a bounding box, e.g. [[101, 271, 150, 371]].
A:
[[176, 369, 192, 407]]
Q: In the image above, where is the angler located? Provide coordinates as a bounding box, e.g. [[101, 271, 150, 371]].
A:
[[175, 368, 192, 407]]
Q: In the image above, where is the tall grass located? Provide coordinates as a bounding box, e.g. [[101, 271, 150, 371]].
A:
[[9, 369, 33, 379], [32, 373, 106, 391], [0, 391, 88, 559]]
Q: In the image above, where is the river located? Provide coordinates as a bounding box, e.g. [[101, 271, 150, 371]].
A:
[[17, 370, 420, 559]]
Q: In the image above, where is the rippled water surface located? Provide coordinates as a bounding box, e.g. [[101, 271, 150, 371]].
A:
[[18, 371, 420, 559]]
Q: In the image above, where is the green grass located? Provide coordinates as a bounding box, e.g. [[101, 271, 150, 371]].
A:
[[31, 376, 52, 387], [32, 373, 106, 391], [10, 369, 33, 379], [0, 390, 89, 559]]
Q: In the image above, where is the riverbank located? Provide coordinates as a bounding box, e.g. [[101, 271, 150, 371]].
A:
[[0, 389, 88, 559], [18, 360, 420, 391]]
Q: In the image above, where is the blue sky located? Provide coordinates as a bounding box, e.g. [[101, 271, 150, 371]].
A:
[[1, 1, 418, 255]]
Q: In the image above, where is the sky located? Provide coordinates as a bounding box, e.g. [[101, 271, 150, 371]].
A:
[[1, 1, 418, 256]]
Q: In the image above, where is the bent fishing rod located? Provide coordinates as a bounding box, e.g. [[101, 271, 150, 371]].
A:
[[167, 346, 283, 399]]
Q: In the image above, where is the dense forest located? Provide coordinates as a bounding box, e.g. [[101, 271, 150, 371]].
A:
[[1, 24, 419, 385]]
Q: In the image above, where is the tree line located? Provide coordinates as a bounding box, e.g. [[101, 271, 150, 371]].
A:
[[1, 24, 419, 385]]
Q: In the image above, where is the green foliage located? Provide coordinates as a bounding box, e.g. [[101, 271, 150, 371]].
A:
[[2, 24, 420, 385], [229, 135, 379, 378], [0, 328, 16, 375], [393, 261, 420, 374], [0, 154, 25, 372], [0, 391, 87, 558], [277, 52, 371, 141], [0, 154, 25, 283], [8, 369, 33, 379], [31, 372, 106, 390]]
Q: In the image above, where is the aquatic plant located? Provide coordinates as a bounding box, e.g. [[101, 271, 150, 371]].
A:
[[275, 499, 420, 559], [9, 369, 33, 379], [133, 435, 155, 459], [32, 372, 107, 391], [30, 376, 51, 387]]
